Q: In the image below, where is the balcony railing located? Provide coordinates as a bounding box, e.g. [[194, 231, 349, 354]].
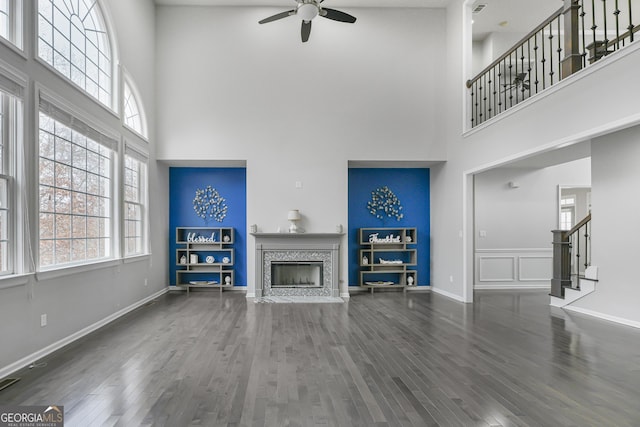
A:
[[467, 0, 639, 128]]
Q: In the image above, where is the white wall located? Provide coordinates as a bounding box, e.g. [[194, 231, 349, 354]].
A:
[[155, 6, 447, 296], [571, 124, 640, 324], [432, 0, 640, 305], [0, 0, 167, 375], [474, 159, 591, 288]]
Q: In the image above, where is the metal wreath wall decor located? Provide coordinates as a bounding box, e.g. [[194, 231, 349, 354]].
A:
[[193, 185, 228, 223], [367, 186, 404, 221]]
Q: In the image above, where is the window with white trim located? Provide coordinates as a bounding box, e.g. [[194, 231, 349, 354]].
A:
[[0, 0, 22, 49], [38, 100, 116, 268], [123, 147, 147, 256], [38, 0, 112, 108], [123, 81, 145, 137], [0, 79, 22, 275]]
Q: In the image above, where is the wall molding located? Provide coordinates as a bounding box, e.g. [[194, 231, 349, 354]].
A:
[[476, 249, 552, 287], [518, 255, 553, 281], [478, 256, 516, 282], [0, 287, 168, 379]]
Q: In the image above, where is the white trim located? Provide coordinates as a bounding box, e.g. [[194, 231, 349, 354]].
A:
[[36, 259, 121, 281], [0, 56, 27, 96], [563, 305, 640, 330], [33, 57, 119, 119], [431, 286, 467, 303], [122, 254, 150, 264], [478, 255, 516, 282], [0, 287, 168, 379], [518, 255, 553, 282], [476, 284, 550, 290], [36, 84, 120, 144], [0, 273, 32, 290], [476, 248, 552, 253]]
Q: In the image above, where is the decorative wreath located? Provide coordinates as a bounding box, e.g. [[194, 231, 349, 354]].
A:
[[193, 186, 228, 223], [367, 186, 404, 221]]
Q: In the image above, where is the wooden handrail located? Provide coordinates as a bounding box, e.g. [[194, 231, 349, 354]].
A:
[[566, 213, 591, 237], [466, 6, 564, 88]]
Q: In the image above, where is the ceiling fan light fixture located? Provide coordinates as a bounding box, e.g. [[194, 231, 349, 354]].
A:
[[297, 3, 319, 21]]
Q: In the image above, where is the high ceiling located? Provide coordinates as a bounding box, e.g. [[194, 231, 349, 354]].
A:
[[154, 0, 563, 42]]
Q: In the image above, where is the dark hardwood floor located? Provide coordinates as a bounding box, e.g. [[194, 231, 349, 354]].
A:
[[2, 289, 640, 426]]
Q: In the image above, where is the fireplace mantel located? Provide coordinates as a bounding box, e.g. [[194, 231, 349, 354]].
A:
[[253, 233, 343, 298]]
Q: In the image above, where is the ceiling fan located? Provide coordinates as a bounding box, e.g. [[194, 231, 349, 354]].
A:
[[259, 0, 357, 43]]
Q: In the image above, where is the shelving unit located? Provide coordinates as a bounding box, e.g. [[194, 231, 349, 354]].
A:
[[359, 227, 417, 293], [175, 227, 234, 294]]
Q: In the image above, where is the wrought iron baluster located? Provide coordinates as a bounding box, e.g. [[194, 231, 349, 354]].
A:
[[481, 73, 487, 123], [471, 81, 476, 126], [602, 0, 610, 54], [592, 0, 598, 53], [629, 0, 634, 42], [534, 32, 539, 93], [556, 14, 563, 80], [581, 0, 587, 66], [542, 26, 548, 89], [526, 39, 532, 98], [584, 222, 590, 270], [614, 0, 621, 49], [492, 66, 497, 119], [548, 21, 555, 85]]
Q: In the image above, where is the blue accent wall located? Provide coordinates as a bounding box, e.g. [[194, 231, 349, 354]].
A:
[[169, 168, 247, 286], [348, 168, 430, 286]]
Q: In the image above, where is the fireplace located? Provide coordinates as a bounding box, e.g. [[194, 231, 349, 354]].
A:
[[253, 233, 342, 298], [271, 262, 323, 288]]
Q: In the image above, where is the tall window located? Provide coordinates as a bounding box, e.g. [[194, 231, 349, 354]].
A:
[[0, 94, 7, 273], [123, 149, 147, 256], [38, 104, 115, 268], [0, 84, 22, 275], [123, 81, 145, 137], [38, 0, 112, 108], [0, 0, 22, 48]]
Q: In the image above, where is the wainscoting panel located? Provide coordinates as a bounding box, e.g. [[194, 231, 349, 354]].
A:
[[476, 249, 552, 289]]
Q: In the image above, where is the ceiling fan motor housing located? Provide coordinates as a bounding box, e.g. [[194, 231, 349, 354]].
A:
[[297, 1, 320, 21]]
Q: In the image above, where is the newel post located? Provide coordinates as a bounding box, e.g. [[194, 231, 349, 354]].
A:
[[551, 230, 572, 298], [561, 0, 583, 78]]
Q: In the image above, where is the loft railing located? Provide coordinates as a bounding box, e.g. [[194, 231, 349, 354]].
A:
[[551, 213, 591, 298], [467, 0, 639, 128]]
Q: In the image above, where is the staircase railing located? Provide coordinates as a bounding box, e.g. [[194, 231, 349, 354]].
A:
[[467, 0, 639, 128], [551, 213, 591, 298]]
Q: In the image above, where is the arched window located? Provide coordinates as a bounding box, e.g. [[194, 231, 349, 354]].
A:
[[123, 80, 146, 137], [38, 0, 113, 108]]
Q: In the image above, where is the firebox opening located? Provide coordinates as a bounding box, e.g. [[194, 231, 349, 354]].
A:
[[271, 261, 323, 288]]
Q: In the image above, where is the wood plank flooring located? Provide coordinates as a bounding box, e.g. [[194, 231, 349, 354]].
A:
[[2, 290, 640, 426]]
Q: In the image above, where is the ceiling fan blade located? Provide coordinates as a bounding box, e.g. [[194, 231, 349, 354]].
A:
[[259, 10, 295, 24], [301, 20, 312, 42], [321, 8, 356, 23]]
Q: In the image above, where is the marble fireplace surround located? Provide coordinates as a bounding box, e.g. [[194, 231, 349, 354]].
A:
[[253, 233, 342, 298]]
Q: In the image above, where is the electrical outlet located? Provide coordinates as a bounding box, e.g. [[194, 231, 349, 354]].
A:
[[449, 275, 454, 283], [144, 278, 148, 287], [40, 314, 47, 327], [295, 181, 303, 189]]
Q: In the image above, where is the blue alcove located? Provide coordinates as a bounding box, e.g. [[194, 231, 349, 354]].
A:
[[348, 168, 430, 287], [169, 168, 247, 287]]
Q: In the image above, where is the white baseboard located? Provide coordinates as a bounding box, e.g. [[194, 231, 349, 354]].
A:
[[563, 305, 640, 330], [0, 287, 169, 379], [431, 287, 467, 303]]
